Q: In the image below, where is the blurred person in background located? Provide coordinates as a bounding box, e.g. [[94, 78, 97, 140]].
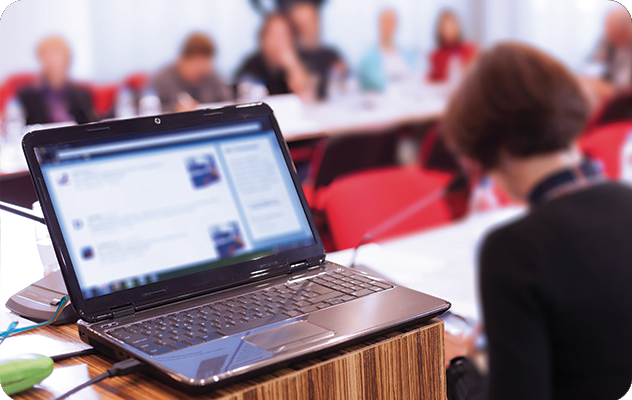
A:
[[442, 42, 632, 400], [150, 32, 232, 113], [236, 13, 314, 100], [287, 1, 346, 100], [358, 8, 414, 93], [427, 10, 477, 84], [584, 7, 632, 102], [18, 35, 96, 125]]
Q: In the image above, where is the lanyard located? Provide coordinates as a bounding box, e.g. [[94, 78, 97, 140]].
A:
[[528, 161, 605, 207]]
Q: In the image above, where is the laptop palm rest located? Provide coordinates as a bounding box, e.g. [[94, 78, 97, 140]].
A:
[[243, 321, 335, 353]]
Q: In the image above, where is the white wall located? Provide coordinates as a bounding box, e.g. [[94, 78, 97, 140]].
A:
[[480, 0, 619, 71], [0, 0, 262, 83], [0, 0, 619, 84]]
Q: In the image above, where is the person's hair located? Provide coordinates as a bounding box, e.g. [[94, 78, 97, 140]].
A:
[[37, 35, 71, 59], [443, 42, 590, 171], [435, 9, 463, 47], [288, 0, 319, 14], [180, 32, 215, 59], [258, 13, 292, 42]]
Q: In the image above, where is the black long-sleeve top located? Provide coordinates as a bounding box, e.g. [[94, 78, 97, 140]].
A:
[[479, 181, 632, 399]]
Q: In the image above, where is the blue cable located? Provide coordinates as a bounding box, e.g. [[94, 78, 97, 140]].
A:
[[0, 296, 70, 342]]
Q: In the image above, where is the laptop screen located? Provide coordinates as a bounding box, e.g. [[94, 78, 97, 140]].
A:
[[35, 116, 316, 299]]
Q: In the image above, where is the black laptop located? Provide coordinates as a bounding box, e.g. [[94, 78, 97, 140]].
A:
[[22, 103, 450, 391]]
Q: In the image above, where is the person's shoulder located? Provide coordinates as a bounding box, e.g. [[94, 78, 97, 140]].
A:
[[360, 45, 380, 64], [152, 64, 177, 81], [461, 42, 477, 52], [68, 83, 92, 97], [17, 84, 40, 98], [320, 46, 343, 60], [242, 53, 263, 67], [149, 63, 179, 91], [237, 53, 264, 76], [591, 180, 632, 196], [538, 181, 632, 212], [482, 212, 534, 251]]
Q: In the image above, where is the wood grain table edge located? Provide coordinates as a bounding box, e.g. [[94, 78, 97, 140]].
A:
[[11, 319, 445, 400]]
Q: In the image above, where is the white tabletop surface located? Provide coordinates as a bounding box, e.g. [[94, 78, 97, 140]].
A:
[[201, 83, 448, 142], [0, 210, 47, 333], [327, 207, 526, 321]]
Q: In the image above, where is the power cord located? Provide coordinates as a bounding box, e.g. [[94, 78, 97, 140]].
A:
[[51, 358, 142, 400], [50, 348, 97, 362]]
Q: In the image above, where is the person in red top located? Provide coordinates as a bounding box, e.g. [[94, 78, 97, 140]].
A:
[[427, 10, 477, 83]]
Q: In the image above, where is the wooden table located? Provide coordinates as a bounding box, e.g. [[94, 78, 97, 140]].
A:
[[5, 319, 445, 400], [0, 211, 447, 399]]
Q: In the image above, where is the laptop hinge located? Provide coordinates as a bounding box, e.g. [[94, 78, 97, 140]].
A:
[[290, 257, 324, 271], [109, 303, 135, 319], [308, 256, 325, 266], [290, 261, 309, 270]]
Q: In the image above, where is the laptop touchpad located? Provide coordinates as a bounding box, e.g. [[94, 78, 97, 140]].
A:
[[243, 321, 335, 353]]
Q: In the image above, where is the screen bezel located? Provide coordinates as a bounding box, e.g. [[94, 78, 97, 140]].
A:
[[22, 104, 325, 322]]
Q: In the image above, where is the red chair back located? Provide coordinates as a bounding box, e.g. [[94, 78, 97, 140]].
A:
[[0, 72, 38, 112], [586, 89, 632, 131], [124, 72, 148, 92], [319, 167, 453, 250], [79, 83, 118, 118], [580, 122, 632, 179]]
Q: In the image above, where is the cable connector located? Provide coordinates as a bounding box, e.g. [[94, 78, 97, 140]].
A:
[[107, 358, 143, 377]]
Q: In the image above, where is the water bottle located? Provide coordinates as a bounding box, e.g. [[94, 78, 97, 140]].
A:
[[138, 88, 162, 116], [5, 98, 25, 140], [469, 177, 499, 213], [620, 131, 632, 183], [327, 68, 346, 102], [237, 74, 269, 103], [446, 55, 464, 92], [115, 87, 137, 119], [1, 98, 27, 172]]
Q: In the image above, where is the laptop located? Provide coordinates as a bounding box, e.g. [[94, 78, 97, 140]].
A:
[[22, 103, 450, 391]]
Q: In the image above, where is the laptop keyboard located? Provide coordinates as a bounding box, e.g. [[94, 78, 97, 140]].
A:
[[107, 268, 394, 356]]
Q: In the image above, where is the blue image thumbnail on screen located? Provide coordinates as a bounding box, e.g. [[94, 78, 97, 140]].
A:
[[187, 154, 220, 189], [212, 221, 245, 258]]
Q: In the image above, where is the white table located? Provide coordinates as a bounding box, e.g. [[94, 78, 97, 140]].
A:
[[0, 211, 45, 333], [327, 207, 525, 321], [201, 84, 448, 143]]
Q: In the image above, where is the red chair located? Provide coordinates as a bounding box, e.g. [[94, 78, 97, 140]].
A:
[[580, 122, 632, 179], [302, 130, 400, 208], [318, 167, 453, 251], [81, 73, 148, 119], [125, 72, 148, 91], [0, 72, 38, 113], [585, 89, 632, 131], [80, 83, 118, 118]]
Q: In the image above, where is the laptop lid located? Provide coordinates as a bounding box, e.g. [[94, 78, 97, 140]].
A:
[[22, 104, 325, 322]]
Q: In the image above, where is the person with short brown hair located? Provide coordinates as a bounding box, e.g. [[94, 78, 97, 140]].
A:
[[443, 42, 632, 400], [18, 35, 96, 125], [150, 32, 232, 113], [444, 42, 589, 173]]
